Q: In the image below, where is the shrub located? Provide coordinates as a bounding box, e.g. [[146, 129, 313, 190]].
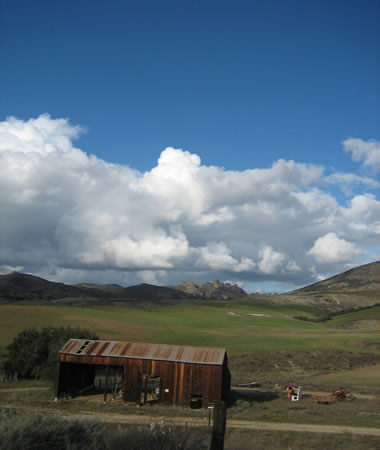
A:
[[0, 409, 207, 450], [0, 409, 98, 450], [3, 326, 98, 381]]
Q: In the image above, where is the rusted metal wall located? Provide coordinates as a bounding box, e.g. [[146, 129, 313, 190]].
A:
[[57, 352, 227, 407]]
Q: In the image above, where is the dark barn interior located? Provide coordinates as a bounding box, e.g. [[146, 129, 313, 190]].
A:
[[56, 339, 231, 407]]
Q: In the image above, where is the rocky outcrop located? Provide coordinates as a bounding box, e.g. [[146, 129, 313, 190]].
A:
[[175, 280, 247, 299]]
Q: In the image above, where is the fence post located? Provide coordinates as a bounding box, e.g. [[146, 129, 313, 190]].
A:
[[209, 400, 226, 450]]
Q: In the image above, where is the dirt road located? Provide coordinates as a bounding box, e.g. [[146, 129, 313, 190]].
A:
[[61, 411, 380, 437]]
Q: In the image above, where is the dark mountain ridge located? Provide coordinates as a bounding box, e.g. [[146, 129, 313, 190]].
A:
[[0, 272, 107, 302], [0, 272, 247, 304]]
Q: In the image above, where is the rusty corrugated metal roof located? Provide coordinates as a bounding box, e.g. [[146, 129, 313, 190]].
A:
[[59, 339, 226, 365]]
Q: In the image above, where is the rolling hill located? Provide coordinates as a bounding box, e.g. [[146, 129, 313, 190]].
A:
[[280, 261, 380, 314], [297, 261, 380, 293]]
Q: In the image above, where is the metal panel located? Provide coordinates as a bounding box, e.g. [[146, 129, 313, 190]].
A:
[[59, 339, 226, 365]]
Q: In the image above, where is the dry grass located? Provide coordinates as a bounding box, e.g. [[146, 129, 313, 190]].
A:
[[0, 408, 208, 450], [317, 364, 380, 390], [224, 428, 380, 450], [228, 389, 380, 429]]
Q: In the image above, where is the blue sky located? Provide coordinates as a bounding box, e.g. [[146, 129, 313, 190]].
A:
[[0, 0, 379, 291], [2, 0, 379, 170]]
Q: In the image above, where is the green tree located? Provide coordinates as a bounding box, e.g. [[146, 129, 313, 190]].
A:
[[3, 326, 98, 381]]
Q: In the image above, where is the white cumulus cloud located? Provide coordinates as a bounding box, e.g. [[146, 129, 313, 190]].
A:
[[258, 246, 285, 274], [343, 138, 380, 172], [0, 114, 379, 290], [308, 232, 362, 264]]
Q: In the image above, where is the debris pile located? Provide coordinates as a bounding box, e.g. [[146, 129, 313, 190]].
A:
[[312, 387, 357, 404], [284, 383, 303, 401], [332, 387, 356, 401]]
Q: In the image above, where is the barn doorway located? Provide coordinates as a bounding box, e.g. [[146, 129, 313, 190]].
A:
[[94, 365, 123, 401], [140, 374, 161, 404]]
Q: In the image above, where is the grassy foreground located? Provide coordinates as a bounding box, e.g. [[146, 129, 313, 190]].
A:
[[0, 408, 208, 450], [1, 407, 380, 450], [1, 384, 380, 450]]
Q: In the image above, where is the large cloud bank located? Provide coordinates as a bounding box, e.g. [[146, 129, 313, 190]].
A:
[[1, 115, 379, 290]]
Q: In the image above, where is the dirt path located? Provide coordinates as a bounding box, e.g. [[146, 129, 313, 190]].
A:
[[331, 294, 340, 305], [0, 387, 50, 393], [60, 411, 380, 437]]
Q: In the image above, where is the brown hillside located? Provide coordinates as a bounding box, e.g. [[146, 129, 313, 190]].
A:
[[297, 261, 380, 293]]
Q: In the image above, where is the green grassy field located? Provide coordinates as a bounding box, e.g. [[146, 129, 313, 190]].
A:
[[328, 305, 380, 326], [0, 301, 372, 348], [1, 300, 379, 388], [317, 364, 380, 389], [0, 301, 378, 351]]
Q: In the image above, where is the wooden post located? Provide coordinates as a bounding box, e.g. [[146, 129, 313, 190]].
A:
[[143, 375, 148, 404], [104, 365, 109, 403], [159, 377, 163, 402], [135, 370, 142, 404], [55, 361, 61, 400], [113, 367, 117, 400], [122, 365, 128, 401], [209, 401, 226, 450]]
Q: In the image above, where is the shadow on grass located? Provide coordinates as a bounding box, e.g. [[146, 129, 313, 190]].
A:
[[230, 388, 279, 405]]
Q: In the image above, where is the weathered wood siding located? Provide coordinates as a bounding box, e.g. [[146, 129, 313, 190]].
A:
[[57, 352, 228, 407]]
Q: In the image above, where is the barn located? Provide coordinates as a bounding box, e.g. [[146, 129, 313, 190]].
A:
[[56, 339, 231, 408]]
